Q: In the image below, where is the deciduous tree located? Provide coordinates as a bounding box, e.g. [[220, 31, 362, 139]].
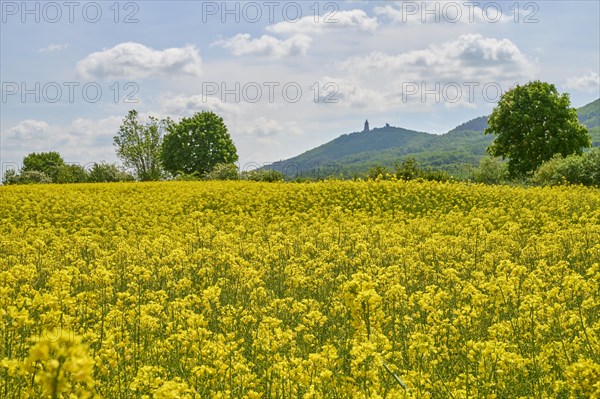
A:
[[114, 110, 167, 181], [485, 81, 591, 177], [161, 111, 238, 176]]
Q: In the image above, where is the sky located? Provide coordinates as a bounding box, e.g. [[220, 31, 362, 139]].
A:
[[1, 0, 599, 173]]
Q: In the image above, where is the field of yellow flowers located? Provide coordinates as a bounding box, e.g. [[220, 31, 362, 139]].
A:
[[0, 180, 599, 398]]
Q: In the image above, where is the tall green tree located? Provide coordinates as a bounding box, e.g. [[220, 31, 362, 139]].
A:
[[22, 151, 65, 181], [162, 111, 238, 176], [114, 110, 167, 181], [485, 81, 591, 178], [55, 164, 88, 184]]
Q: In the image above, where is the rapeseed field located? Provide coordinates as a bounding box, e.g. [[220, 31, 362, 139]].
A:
[[0, 180, 598, 398]]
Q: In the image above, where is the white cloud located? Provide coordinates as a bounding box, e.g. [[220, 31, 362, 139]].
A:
[[374, 2, 512, 25], [322, 34, 537, 111], [2, 117, 122, 165], [314, 76, 384, 109], [39, 43, 70, 53], [267, 9, 378, 35], [564, 72, 600, 92], [214, 9, 376, 59], [232, 117, 304, 164], [4, 120, 50, 140], [244, 116, 302, 138], [157, 95, 303, 156], [214, 34, 312, 58], [314, 75, 486, 113], [76, 42, 202, 79], [339, 34, 537, 82], [159, 94, 245, 120]]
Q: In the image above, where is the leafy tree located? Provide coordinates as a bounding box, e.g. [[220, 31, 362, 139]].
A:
[[395, 158, 420, 180], [162, 111, 238, 176], [174, 172, 203, 181], [6, 170, 53, 184], [55, 164, 88, 184], [204, 163, 240, 180], [590, 126, 600, 147], [531, 148, 600, 186], [241, 169, 284, 182], [88, 163, 134, 183], [366, 165, 391, 180], [2, 170, 19, 185], [472, 157, 508, 184], [22, 151, 65, 181], [391, 158, 452, 182], [485, 81, 591, 178], [114, 110, 167, 181]]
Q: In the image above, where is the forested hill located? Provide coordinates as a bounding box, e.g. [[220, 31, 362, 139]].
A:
[[269, 99, 600, 178], [578, 98, 600, 128], [578, 99, 600, 146]]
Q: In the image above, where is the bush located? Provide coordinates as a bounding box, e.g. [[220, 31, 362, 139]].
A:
[[394, 158, 453, 182], [55, 164, 89, 184], [88, 163, 134, 183], [22, 151, 65, 182], [395, 159, 420, 180], [531, 148, 600, 186], [204, 163, 239, 180], [241, 169, 284, 182], [11, 170, 53, 184], [423, 169, 453, 182], [174, 171, 203, 181], [472, 157, 508, 184], [532, 156, 561, 185], [3, 163, 133, 185], [366, 165, 391, 180], [290, 176, 314, 183], [2, 170, 19, 185], [581, 148, 600, 185], [4, 152, 68, 184]]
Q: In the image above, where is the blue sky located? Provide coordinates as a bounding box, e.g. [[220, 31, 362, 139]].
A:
[[1, 1, 599, 172]]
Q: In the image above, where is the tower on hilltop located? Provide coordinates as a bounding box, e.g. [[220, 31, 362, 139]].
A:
[[363, 119, 370, 132]]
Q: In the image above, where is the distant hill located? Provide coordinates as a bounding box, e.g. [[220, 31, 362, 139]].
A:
[[269, 99, 600, 178], [283, 126, 432, 166], [589, 127, 600, 147], [578, 99, 600, 146], [446, 116, 489, 134], [578, 98, 600, 128]]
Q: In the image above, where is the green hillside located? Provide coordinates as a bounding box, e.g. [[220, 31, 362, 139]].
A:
[[578, 98, 600, 128], [279, 126, 432, 166], [578, 98, 600, 147], [589, 126, 600, 147], [271, 99, 599, 178]]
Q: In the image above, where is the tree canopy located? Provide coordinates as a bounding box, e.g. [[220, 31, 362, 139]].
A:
[[114, 110, 167, 181], [161, 111, 238, 176], [485, 81, 591, 177], [22, 151, 65, 181]]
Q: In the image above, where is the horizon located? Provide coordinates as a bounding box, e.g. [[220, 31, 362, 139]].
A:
[[2, 1, 599, 172]]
